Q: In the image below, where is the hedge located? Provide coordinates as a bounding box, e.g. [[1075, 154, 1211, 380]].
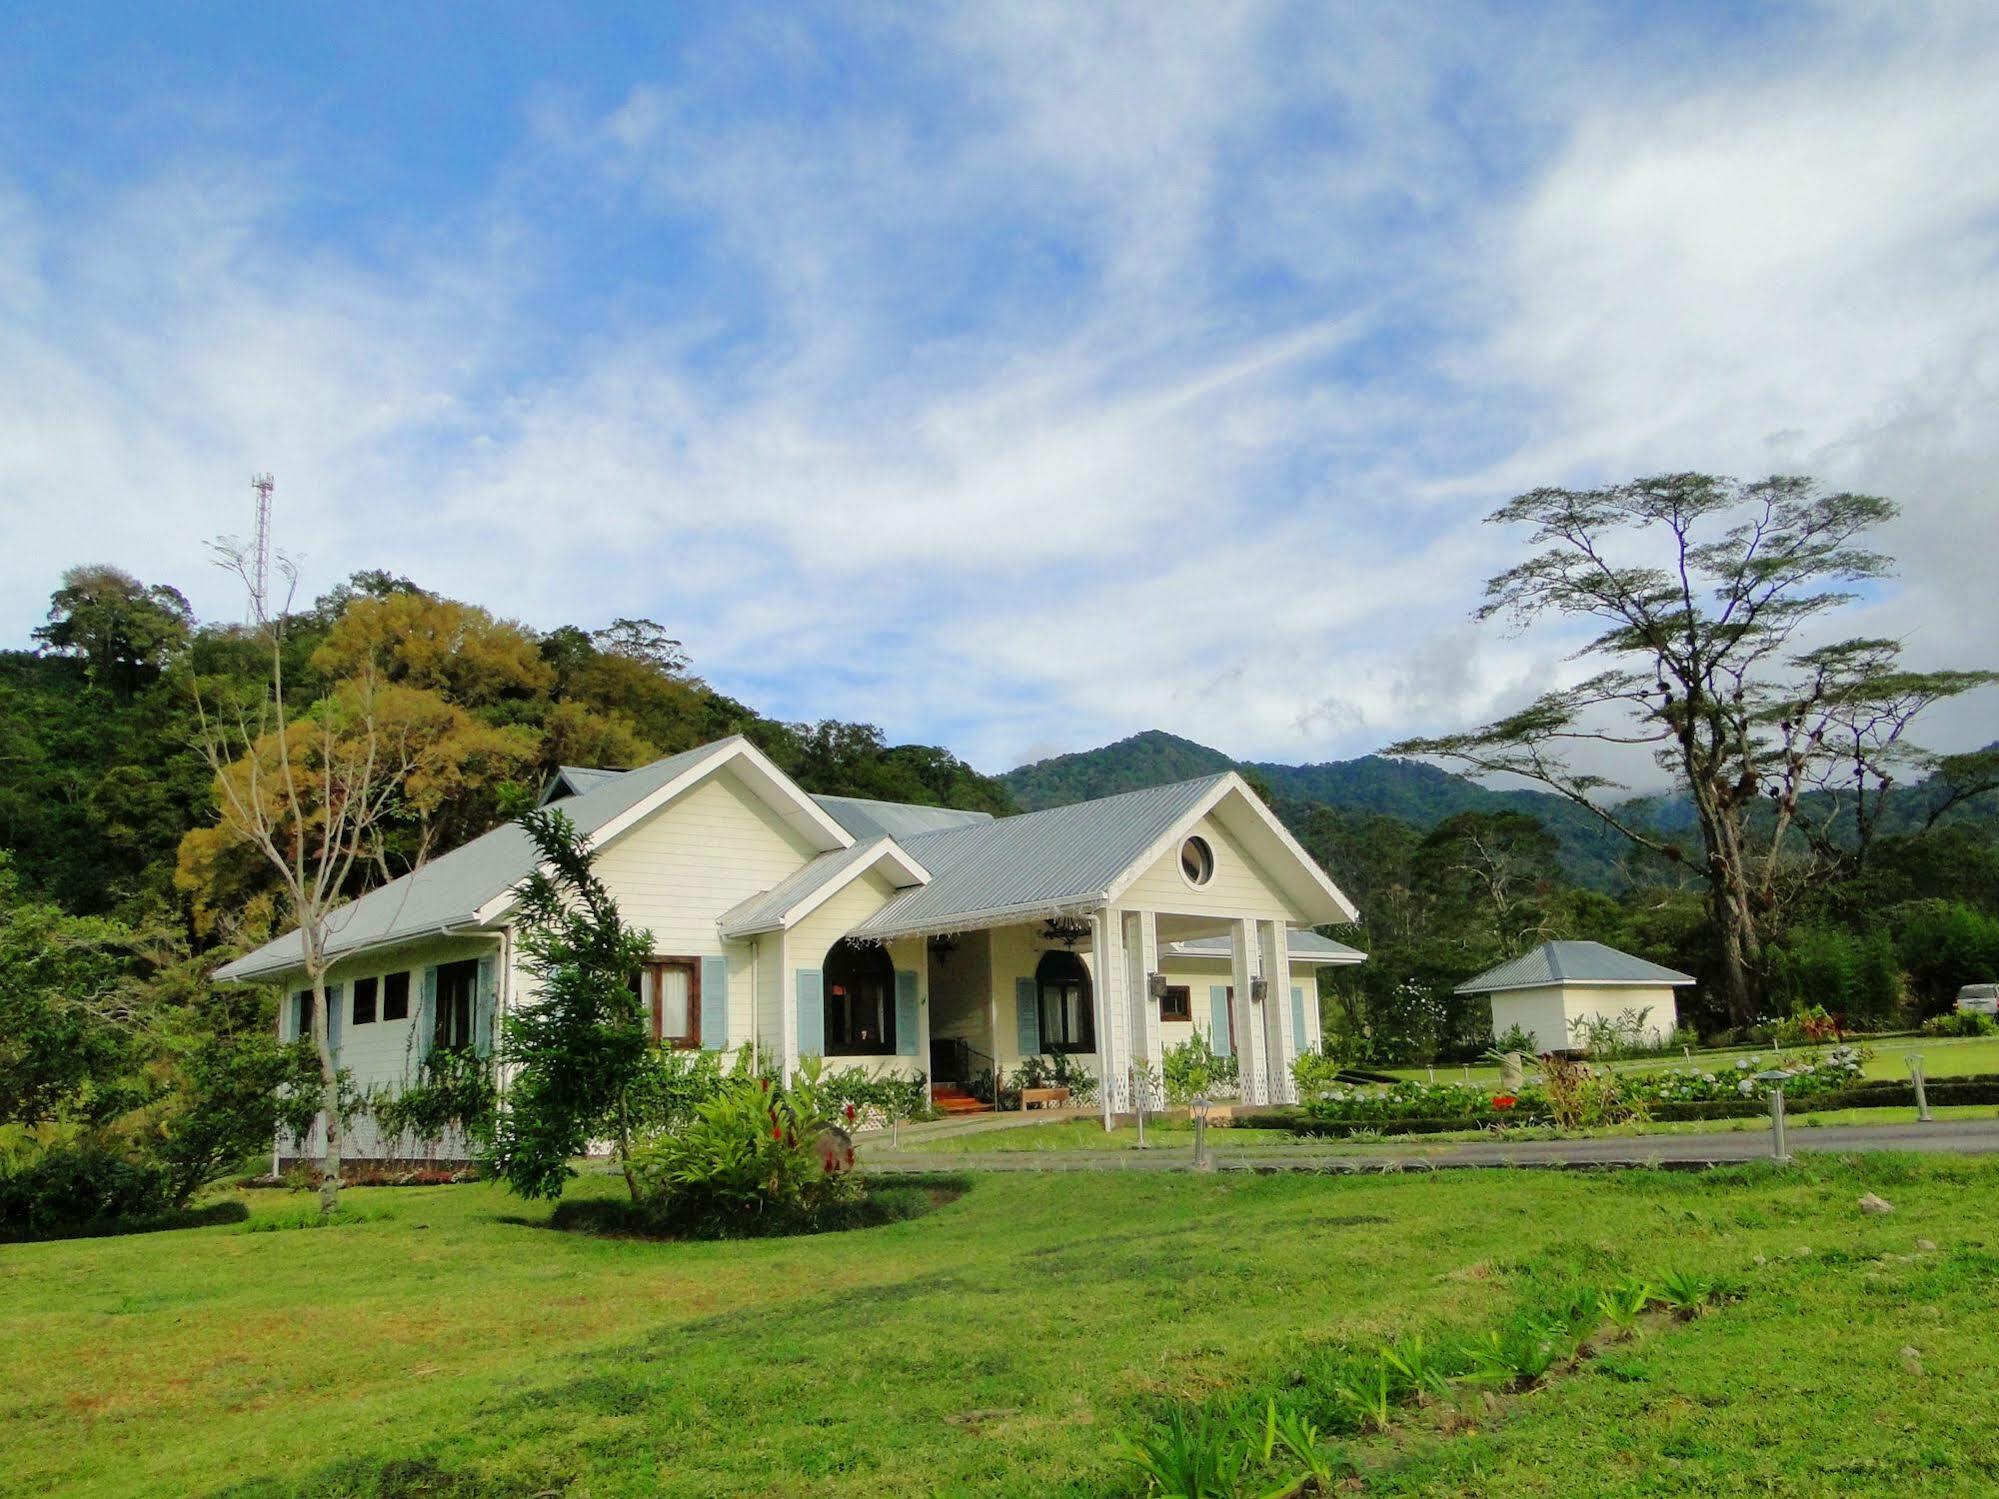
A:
[[1252, 1073, 1999, 1139]]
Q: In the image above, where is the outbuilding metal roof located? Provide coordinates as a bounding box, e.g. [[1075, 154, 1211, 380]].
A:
[[1163, 931, 1365, 964], [811, 794, 994, 842], [1454, 940, 1695, 995], [214, 741, 732, 982], [847, 776, 1232, 941]]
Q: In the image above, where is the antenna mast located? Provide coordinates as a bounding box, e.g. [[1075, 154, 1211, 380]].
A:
[[249, 473, 275, 623]]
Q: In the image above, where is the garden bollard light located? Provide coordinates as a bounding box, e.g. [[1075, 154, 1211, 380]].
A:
[[1755, 1069, 1794, 1164], [1192, 1094, 1213, 1171], [1906, 1054, 1932, 1122], [1132, 1063, 1147, 1148]]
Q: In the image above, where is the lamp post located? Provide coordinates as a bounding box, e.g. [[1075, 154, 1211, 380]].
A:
[[1191, 1093, 1213, 1171], [1905, 1053, 1933, 1122], [1133, 1059, 1148, 1148], [1755, 1069, 1793, 1164]]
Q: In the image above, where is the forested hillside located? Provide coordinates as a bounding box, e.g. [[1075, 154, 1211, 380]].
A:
[[1, 564, 1012, 938]]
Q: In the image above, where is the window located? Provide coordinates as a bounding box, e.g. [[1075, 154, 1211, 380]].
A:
[[351, 975, 379, 1026], [1036, 950, 1095, 1053], [635, 958, 701, 1049], [1160, 983, 1192, 1023], [434, 959, 480, 1053], [383, 970, 411, 1022], [824, 939, 895, 1055], [291, 990, 313, 1040], [1179, 835, 1215, 888]]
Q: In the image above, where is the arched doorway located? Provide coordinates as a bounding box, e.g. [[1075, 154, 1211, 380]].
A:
[[824, 938, 896, 1055]]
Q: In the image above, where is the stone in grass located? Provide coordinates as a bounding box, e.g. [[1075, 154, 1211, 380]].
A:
[[1915, 1237, 1937, 1252], [1900, 1346, 1924, 1376], [1858, 1192, 1895, 1215]]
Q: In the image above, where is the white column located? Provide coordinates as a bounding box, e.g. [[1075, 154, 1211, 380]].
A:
[[1259, 920, 1294, 1104], [1093, 907, 1128, 1120], [1230, 917, 1263, 1104], [1127, 909, 1163, 1109], [775, 930, 796, 1078]]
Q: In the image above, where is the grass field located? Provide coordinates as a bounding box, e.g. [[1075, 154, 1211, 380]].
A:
[[1385, 1032, 1999, 1087], [4, 1157, 1997, 1496]]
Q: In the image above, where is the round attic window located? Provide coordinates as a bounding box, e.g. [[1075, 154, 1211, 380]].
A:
[[1180, 834, 1215, 888]]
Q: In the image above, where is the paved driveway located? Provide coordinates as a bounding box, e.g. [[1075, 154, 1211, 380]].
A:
[[867, 1117, 1999, 1174]]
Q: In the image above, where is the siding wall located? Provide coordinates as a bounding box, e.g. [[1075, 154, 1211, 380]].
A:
[[1486, 984, 1679, 1053], [1119, 813, 1298, 921], [787, 870, 928, 1079], [591, 768, 823, 1048], [1152, 957, 1329, 1053]]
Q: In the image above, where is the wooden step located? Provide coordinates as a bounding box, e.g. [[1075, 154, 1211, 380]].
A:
[[930, 1086, 990, 1115]]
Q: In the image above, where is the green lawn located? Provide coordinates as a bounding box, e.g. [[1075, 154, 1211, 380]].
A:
[[894, 1104, 1999, 1155], [3, 1159, 1996, 1496], [1385, 1032, 1999, 1087]]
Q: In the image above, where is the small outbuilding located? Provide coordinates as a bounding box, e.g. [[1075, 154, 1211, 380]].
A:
[[1456, 940, 1694, 1054]]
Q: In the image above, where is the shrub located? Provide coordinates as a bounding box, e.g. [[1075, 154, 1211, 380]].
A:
[[369, 1046, 498, 1160], [1292, 1047, 1346, 1099], [627, 1061, 859, 1236], [1014, 1052, 1099, 1106], [1490, 1022, 1538, 1057], [1162, 1032, 1238, 1103], [1539, 1053, 1647, 1130], [1922, 1010, 1998, 1038], [0, 1123, 173, 1239]]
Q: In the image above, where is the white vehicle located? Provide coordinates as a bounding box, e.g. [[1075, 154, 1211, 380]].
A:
[[1956, 983, 1999, 1017]]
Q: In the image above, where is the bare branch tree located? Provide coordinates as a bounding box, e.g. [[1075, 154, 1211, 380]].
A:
[[191, 543, 418, 1214]]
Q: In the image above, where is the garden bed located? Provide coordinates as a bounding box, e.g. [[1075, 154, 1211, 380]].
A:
[[1255, 1072, 1999, 1138], [546, 1171, 972, 1240]]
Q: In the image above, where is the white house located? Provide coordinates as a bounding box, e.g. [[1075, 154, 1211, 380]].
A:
[[1455, 940, 1693, 1054], [215, 735, 1363, 1157]]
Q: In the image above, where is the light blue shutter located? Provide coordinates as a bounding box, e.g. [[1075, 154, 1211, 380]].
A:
[[419, 966, 439, 1061], [1209, 986, 1232, 1058], [895, 971, 919, 1057], [475, 955, 497, 1055], [796, 969, 824, 1057], [289, 992, 305, 1044], [1015, 976, 1040, 1056], [1291, 986, 1307, 1052], [325, 983, 343, 1060], [701, 956, 729, 1050]]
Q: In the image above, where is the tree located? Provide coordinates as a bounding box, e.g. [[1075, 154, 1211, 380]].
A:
[[34, 565, 193, 698], [1391, 474, 1997, 1023], [590, 617, 691, 675], [310, 591, 553, 707], [485, 807, 657, 1202], [191, 550, 419, 1215]]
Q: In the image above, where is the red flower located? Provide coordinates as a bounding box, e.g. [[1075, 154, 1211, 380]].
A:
[[772, 1125, 783, 1140], [1492, 1094, 1518, 1110], [844, 1103, 856, 1120]]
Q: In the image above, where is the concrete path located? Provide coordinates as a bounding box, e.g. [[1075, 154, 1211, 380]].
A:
[[865, 1117, 1999, 1174]]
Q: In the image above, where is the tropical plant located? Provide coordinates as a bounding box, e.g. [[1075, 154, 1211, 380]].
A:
[[1329, 1353, 1397, 1432], [1655, 1268, 1723, 1317], [484, 806, 656, 1202], [1117, 1405, 1254, 1497], [1381, 1333, 1455, 1403], [1458, 1318, 1563, 1389], [1596, 1277, 1655, 1337], [1264, 1400, 1349, 1491]]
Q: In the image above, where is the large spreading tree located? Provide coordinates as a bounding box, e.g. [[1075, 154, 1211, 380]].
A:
[[1391, 474, 1997, 1025]]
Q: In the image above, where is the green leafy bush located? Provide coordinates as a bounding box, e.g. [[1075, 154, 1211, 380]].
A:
[[1922, 1010, 1998, 1038], [0, 1123, 173, 1239], [369, 1046, 497, 1160], [1013, 1052, 1098, 1105], [627, 1061, 859, 1236], [1162, 1032, 1238, 1103]]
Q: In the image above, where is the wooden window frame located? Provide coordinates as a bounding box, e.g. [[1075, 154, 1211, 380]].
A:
[[351, 975, 379, 1026], [382, 970, 411, 1023], [1159, 983, 1193, 1023], [642, 957, 702, 1050]]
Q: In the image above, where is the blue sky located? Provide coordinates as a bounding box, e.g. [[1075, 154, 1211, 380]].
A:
[[3, 2, 1995, 777]]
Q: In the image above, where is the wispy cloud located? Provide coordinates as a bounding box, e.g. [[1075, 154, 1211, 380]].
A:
[[1, 1, 1992, 776]]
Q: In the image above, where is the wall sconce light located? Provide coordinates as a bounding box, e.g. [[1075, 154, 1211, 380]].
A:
[[1146, 972, 1168, 1000], [1250, 978, 1269, 1003]]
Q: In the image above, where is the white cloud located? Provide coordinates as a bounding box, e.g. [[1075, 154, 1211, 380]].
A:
[[3, 1, 1994, 785]]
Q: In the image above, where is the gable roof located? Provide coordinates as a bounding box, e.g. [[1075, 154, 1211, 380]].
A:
[[539, 765, 627, 805], [811, 794, 995, 842], [1163, 931, 1365, 965], [1454, 940, 1696, 996], [214, 737, 849, 983], [718, 837, 929, 939]]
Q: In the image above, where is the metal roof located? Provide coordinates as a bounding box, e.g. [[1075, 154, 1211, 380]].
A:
[[1454, 940, 1696, 995], [1163, 931, 1365, 965], [215, 740, 738, 982], [718, 838, 914, 938], [539, 764, 628, 805], [848, 775, 1232, 941], [811, 794, 994, 842]]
